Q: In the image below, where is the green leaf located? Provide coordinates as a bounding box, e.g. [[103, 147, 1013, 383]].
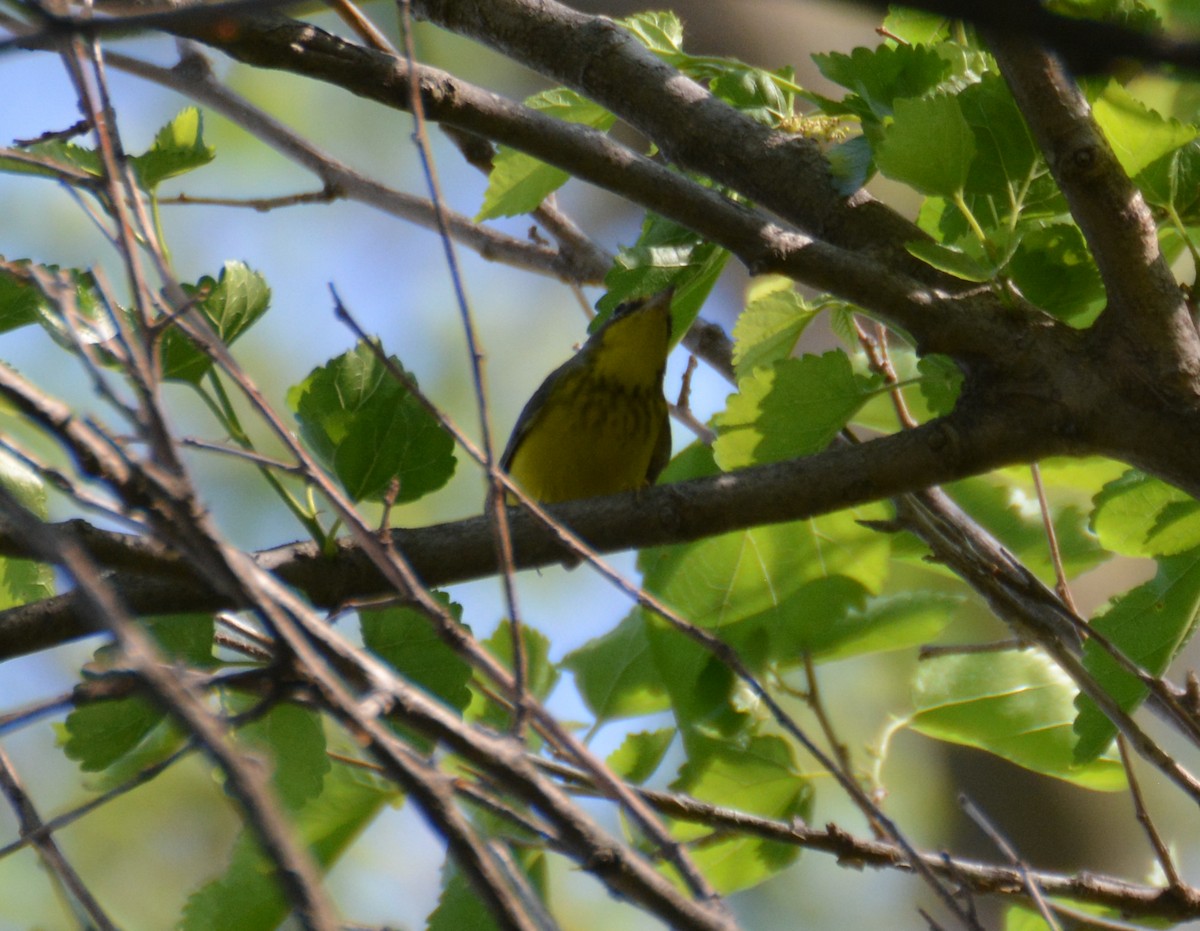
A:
[[60, 694, 167, 774], [470, 621, 558, 731], [181, 762, 393, 931], [61, 614, 214, 773], [709, 65, 794, 126], [486, 620, 556, 699], [0, 262, 110, 342], [0, 449, 53, 609], [427, 851, 546, 931], [606, 728, 675, 784], [640, 444, 890, 726], [477, 89, 616, 220], [161, 261, 271, 383], [0, 264, 44, 334], [910, 650, 1125, 790], [876, 94, 976, 197], [881, 8, 951, 45], [730, 277, 820, 378], [1092, 80, 1198, 177], [1008, 224, 1106, 324], [917, 354, 963, 416], [563, 610, 670, 722], [597, 212, 729, 343], [1004, 900, 1122, 931], [957, 74, 1040, 199], [130, 108, 215, 190], [287, 340, 456, 503], [669, 735, 812, 893], [620, 11, 686, 60], [943, 473, 1107, 584], [798, 591, 962, 662], [235, 703, 329, 810], [360, 593, 472, 715], [1138, 138, 1200, 223], [906, 239, 995, 282], [812, 44, 951, 122], [0, 140, 101, 181], [1092, 469, 1200, 557], [713, 351, 878, 469], [1073, 551, 1200, 762]]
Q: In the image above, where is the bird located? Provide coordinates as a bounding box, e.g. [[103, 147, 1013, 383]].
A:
[[498, 288, 674, 504]]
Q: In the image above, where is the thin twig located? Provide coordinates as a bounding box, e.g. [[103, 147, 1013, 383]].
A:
[[1117, 736, 1186, 891], [959, 794, 1061, 931], [0, 747, 119, 931], [1030, 461, 1078, 613], [395, 0, 531, 738]]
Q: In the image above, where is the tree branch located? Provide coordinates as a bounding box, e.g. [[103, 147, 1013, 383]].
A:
[[0, 403, 1049, 661]]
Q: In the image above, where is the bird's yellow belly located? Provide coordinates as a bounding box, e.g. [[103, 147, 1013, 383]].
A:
[[507, 390, 663, 503]]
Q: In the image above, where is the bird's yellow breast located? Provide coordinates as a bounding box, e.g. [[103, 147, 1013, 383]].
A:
[[500, 289, 674, 504], [505, 372, 667, 503]]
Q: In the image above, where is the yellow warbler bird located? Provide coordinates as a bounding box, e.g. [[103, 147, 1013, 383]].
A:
[[499, 288, 675, 504]]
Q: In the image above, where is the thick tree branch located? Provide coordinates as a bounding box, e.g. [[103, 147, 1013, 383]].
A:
[[0, 405, 1052, 661], [988, 34, 1200, 365], [135, 11, 1026, 359], [840, 0, 1200, 75], [407, 0, 962, 288]]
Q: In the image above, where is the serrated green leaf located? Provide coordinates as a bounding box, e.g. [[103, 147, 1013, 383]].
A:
[[620, 10, 685, 59], [360, 593, 472, 715], [606, 728, 674, 784], [60, 695, 167, 774], [0, 264, 44, 334], [130, 108, 215, 189], [669, 734, 811, 893], [61, 614, 214, 774], [731, 277, 819, 378], [713, 351, 878, 469], [287, 340, 456, 503], [1093, 80, 1198, 177], [596, 213, 728, 343], [0, 261, 111, 344], [180, 762, 392, 931], [470, 621, 557, 731], [563, 610, 669, 721], [1074, 551, 1200, 762], [477, 89, 615, 220], [0, 140, 101, 180], [236, 703, 329, 810], [812, 44, 951, 121], [161, 261, 271, 383], [910, 650, 1125, 790], [1092, 469, 1200, 557], [876, 94, 975, 197], [917, 354, 963, 416]]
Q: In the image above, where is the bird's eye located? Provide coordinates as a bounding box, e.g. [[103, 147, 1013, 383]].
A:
[[610, 299, 640, 321]]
